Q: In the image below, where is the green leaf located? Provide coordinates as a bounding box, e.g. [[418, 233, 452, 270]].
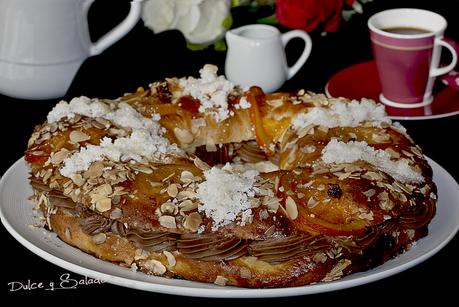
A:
[[256, 14, 278, 25], [231, 0, 251, 7], [186, 43, 209, 51], [222, 15, 233, 30], [214, 40, 227, 52]]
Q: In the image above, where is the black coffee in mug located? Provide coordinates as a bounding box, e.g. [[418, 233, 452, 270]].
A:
[[382, 26, 431, 35]]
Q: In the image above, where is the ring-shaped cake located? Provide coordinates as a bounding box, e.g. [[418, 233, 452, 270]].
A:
[[25, 65, 436, 288]]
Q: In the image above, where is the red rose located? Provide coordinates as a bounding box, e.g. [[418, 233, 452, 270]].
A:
[[276, 0, 355, 32]]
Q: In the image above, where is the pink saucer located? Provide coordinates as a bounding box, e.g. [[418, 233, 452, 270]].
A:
[[325, 61, 459, 120]]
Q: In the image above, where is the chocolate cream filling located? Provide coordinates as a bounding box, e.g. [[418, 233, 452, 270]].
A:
[[32, 177, 432, 265]]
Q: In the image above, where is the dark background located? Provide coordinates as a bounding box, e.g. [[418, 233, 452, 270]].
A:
[[1, 0, 458, 304]]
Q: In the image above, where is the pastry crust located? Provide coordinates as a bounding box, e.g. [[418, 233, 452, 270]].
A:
[[25, 66, 436, 288]]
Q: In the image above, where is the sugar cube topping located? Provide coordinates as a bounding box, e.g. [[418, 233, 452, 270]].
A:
[[292, 98, 391, 129], [197, 165, 259, 230]]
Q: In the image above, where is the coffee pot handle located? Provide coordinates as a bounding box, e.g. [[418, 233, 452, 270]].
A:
[[89, 0, 143, 56], [281, 30, 312, 80]]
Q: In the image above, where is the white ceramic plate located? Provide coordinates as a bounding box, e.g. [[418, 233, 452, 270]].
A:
[[1, 158, 458, 298]]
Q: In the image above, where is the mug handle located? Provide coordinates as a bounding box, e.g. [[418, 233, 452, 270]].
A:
[[89, 0, 143, 56], [430, 38, 458, 77], [281, 30, 312, 80]]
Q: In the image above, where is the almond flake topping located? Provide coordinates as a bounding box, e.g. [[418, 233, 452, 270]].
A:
[[50, 98, 182, 178], [285, 196, 298, 220], [143, 259, 167, 275]]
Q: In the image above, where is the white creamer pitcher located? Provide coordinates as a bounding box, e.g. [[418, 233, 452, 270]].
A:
[[0, 0, 143, 100], [225, 24, 312, 93]]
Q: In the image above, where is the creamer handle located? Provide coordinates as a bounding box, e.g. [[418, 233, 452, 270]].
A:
[[281, 30, 312, 79]]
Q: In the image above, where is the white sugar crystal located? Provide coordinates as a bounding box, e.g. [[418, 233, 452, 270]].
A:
[[234, 96, 251, 110], [104, 102, 153, 130], [197, 166, 259, 230], [47, 96, 109, 123], [60, 143, 109, 177], [60, 129, 180, 177], [292, 98, 391, 130], [178, 64, 235, 122], [321, 139, 424, 183]]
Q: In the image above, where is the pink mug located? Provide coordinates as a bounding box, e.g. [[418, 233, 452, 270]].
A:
[[368, 9, 458, 108]]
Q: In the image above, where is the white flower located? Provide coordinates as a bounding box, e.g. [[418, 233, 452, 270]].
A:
[[141, 0, 231, 45]]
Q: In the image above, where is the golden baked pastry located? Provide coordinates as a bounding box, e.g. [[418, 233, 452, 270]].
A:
[[25, 65, 436, 288]]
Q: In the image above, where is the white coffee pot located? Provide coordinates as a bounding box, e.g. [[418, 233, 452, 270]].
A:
[[0, 0, 143, 100]]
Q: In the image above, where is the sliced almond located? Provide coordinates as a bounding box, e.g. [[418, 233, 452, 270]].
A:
[[410, 146, 423, 158], [392, 181, 412, 194], [159, 215, 176, 228], [176, 190, 198, 201], [259, 209, 269, 221], [111, 195, 121, 205], [161, 172, 176, 183], [42, 169, 53, 182], [262, 196, 280, 212], [174, 127, 194, 144], [297, 124, 314, 138], [149, 181, 163, 188], [109, 207, 123, 219], [95, 117, 110, 127], [91, 119, 106, 130], [95, 198, 112, 212], [130, 164, 153, 174], [99, 183, 113, 196], [312, 252, 327, 264], [317, 126, 329, 134], [134, 248, 150, 261], [183, 212, 202, 232], [300, 144, 316, 154], [160, 201, 177, 215], [214, 275, 229, 286], [167, 184, 178, 198], [70, 173, 85, 187], [178, 199, 198, 212], [307, 196, 318, 208], [193, 157, 211, 170], [266, 98, 284, 107], [92, 233, 107, 245], [264, 224, 275, 236], [84, 161, 105, 178], [274, 176, 280, 191], [69, 130, 90, 143], [402, 149, 414, 157], [365, 171, 384, 181], [363, 189, 376, 198], [163, 251, 176, 267], [378, 191, 394, 211], [144, 259, 167, 275], [50, 148, 70, 165], [372, 132, 390, 143], [180, 171, 195, 183], [285, 196, 298, 220]]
